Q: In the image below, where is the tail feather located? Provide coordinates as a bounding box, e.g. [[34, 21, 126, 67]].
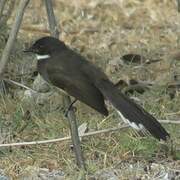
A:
[[97, 79, 170, 141]]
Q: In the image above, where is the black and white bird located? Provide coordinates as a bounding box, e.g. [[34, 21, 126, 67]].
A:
[[24, 36, 170, 141]]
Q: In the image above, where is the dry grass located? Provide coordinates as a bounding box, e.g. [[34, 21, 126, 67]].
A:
[[0, 0, 180, 179]]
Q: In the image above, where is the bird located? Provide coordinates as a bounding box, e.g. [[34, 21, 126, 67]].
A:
[[24, 36, 170, 141]]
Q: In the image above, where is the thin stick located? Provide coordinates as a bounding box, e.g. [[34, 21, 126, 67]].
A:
[[4, 78, 37, 92], [0, 119, 179, 148], [167, 167, 180, 173], [0, 0, 6, 20], [21, 26, 50, 35], [97, 113, 114, 128], [177, 0, 180, 12], [44, 0, 85, 170], [159, 120, 180, 124], [0, 125, 129, 148], [0, 0, 30, 77], [45, 0, 59, 37], [165, 111, 180, 115]]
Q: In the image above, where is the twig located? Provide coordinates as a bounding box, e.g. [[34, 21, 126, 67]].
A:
[[167, 167, 180, 173], [0, 0, 30, 77], [177, 0, 180, 12], [64, 96, 86, 169], [0, 119, 179, 148], [4, 78, 37, 92], [165, 111, 180, 115], [45, 0, 59, 37], [0, 120, 180, 147], [0, 0, 6, 20], [0, 79, 6, 94], [44, 0, 85, 170], [159, 120, 180, 124], [0, 125, 129, 148], [21, 25, 50, 35], [97, 112, 114, 128], [3, 0, 15, 24]]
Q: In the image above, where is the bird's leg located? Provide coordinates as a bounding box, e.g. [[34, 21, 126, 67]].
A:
[[64, 99, 77, 117]]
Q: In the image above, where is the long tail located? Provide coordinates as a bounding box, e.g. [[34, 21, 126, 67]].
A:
[[97, 79, 170, 141]]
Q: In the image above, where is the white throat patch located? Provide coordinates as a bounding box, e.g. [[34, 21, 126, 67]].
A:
[[36, 54, 50, 60]]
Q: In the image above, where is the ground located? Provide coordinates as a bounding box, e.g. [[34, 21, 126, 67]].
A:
[[0, 0, 180, 179]]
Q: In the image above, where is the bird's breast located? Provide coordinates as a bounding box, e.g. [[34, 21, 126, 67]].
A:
[[37, 60, 50, 83]]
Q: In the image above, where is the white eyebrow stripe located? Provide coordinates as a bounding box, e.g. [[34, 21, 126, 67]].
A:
[[36, 54, 50, 60]]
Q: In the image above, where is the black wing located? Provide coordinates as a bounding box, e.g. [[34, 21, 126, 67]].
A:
[[46, 59, 108, 116]]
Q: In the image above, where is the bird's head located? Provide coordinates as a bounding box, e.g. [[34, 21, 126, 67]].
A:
[[24, 36, 66, 60]]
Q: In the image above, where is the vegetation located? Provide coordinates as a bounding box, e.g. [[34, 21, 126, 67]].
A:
[[0, 0, 179, 179]]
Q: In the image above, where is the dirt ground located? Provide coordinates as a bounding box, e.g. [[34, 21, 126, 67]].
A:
[[0, 0, 180, 179]]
